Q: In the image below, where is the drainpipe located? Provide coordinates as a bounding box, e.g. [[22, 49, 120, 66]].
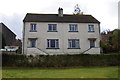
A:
[[22, 22, 25, 54]]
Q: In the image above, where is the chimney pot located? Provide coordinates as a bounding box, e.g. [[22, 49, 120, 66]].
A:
[[58, 8, 63, 17]]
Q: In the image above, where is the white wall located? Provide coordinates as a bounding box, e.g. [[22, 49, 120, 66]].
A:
[[23, 22, 100, 54]]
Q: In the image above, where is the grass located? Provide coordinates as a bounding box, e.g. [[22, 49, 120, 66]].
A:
[[0, 68, 2, 80], [2, 66, 118, 78]]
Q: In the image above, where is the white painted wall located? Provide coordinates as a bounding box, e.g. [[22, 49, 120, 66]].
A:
[[23, 22, 100, 54]]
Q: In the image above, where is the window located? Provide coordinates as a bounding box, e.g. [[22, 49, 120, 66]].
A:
[[30, 24, 37, 32], [88, 25, 94, 32], [68, 39, 80, 49], [48, 24, 57, 32], [30, 40, 36, 47], [69, 24, 78, 32], [47, 39, 59, 49], [89, 40, 95, 48]]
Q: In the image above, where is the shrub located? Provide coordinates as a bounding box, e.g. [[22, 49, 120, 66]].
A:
[[2, 53, 119, 67]]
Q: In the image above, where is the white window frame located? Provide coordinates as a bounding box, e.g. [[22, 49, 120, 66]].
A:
[[88, 25, 94, 32], [48, 24, 57, 32], [30, 39, 36, 48], [69, 24, 78, 32], [68, 39, 80, 49], [89, 40, 95, 48], [47, 39, 59, 49], [30, 24, 37, 32]]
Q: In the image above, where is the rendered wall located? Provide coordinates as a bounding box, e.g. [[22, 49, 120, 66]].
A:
[[23, 22, 100, 54]]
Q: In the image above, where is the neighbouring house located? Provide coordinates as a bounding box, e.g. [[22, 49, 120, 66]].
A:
[[0, 23, 16, 49], [22, 8, 101, 55], [11, 39, 22, 53]]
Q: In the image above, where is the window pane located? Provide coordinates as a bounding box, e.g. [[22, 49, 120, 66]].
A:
[[51, 40, 55, 47], [31, 40, 36, 47], [76, 40, 80, 48], [68, 40, 72, 48], [90, 40, 95, 48], [47, 39, 59, 48], [72, 40, 76, 48], [72, 26, 75, 31], [75, 25, 78, 31], [53, 25, 56, 31], [48, 25, 52, 31], [68, 39, 80, 48], [69, 24, 78, 31], [89, 25, 94, 32], [33, 24, 36, 30], [48, 24, 57, 31], [31, 24, 36, 31]]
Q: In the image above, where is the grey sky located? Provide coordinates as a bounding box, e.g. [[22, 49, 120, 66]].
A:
[[0, 0, 119, 39], [118, 1, 120, 29]]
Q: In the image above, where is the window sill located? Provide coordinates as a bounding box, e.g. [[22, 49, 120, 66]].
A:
[[30, 30, 37, 32], [47, 31, 58, 32], [27, 47, 36, 48], [69, 31, 78, 32], [46, 48, 60, 49], [90, 47, 95, 48], [68, 48, 80, 49], [88, 31, 95, 32]]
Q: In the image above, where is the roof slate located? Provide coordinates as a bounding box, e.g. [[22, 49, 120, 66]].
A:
[[23, 13, 100, 23]]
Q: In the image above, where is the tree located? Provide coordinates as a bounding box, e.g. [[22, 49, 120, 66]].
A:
[[111, 29, 120, 52], [101, 29, 120, 53], [100, 41, 113, 53]]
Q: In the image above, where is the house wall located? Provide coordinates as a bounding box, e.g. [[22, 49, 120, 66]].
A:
[[23, 22, 100, 54]]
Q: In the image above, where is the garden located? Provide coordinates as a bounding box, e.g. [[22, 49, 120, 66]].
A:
[[1, 53, 120, 79]]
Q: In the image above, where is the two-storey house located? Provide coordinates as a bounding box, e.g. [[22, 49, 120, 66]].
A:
[[23, 8, 100, 54]]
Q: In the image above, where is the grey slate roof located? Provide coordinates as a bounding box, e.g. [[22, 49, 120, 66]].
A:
[[23, 13, 100, 23]]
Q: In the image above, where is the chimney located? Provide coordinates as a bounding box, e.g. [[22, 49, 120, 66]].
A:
[[58, 8, 63, 17]]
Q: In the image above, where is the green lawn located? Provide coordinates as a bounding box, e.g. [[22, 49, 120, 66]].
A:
[[2, 66, 118, 78]]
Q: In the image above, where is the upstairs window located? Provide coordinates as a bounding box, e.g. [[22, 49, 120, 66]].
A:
[[48, 24, 57, 32], [88, 25, 94, 32], [30, 24, 37, 32], [69, 24, 78, 32], [68, 39, 80, 49]]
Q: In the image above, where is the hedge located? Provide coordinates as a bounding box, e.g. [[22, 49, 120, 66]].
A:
[[2, 53, 120, 67]]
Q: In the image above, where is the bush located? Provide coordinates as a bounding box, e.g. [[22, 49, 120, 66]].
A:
[[2, 53, 119, 67]]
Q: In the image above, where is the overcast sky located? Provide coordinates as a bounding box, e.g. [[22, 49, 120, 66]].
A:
[[0, 0, 119, 39]]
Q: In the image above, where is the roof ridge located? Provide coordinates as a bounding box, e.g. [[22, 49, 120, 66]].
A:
[[23, 13, 100, 23], [26, 13, 91, 16]]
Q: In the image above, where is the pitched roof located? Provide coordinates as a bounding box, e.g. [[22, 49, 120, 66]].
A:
[[0, 23, 16, 36], [23, 13, 100, 23]]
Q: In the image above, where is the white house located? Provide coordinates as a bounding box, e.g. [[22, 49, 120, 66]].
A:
[[22, 8, 101, 55]]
